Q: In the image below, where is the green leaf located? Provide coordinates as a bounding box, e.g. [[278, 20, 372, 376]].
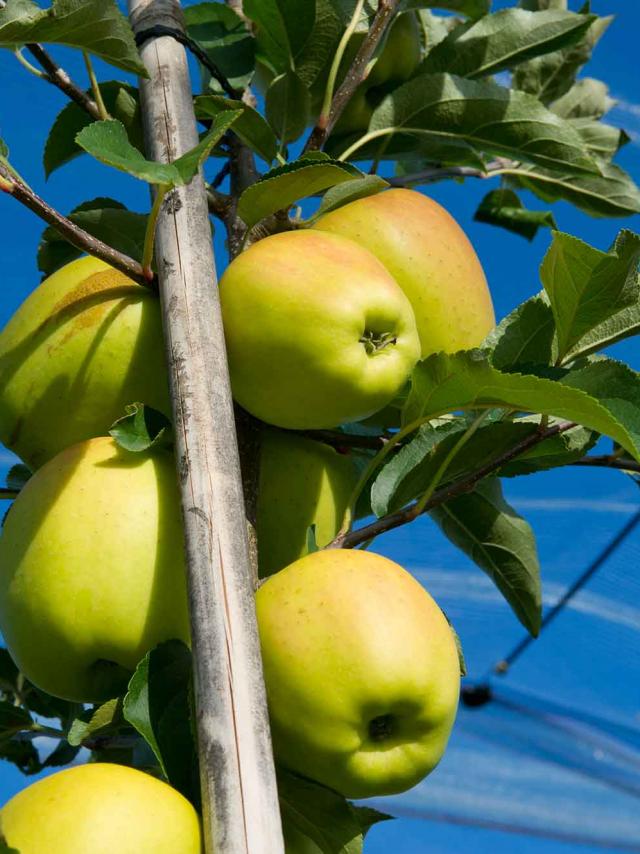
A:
[[371, 419, 467, 516], [352, 806, 393, 838], [0, 738, 40, 775], [499, 418, 595, 476], [306, 524, 320, 555], [38, 198, 148, 276], [565, 303, 640, 363], [404, 0, 489, 18], [278, 767, 374, 854], [550, 77, 614, 119], [404, 350, 640, 461], [0, 701, 33, 736], [360, 73, 599, 174], [244, 0, 316, 72], [265, 71, 311, 144], [41, 739, 81, 769], [68, 697, 123, 746], [184, 3, 255, 94], [237, 158, 361, 229], [441, 613, 467, 676], [307, 175, 389, 221], [44, 82, 143, 178], [484, 293, 556, 369], [420, 8, 594, 79], [123, 640, 199, 805], [195, 95, 278, 163], [509, 160, 640, 219], [76, 112, 240, 187], [5, 464, 31, 492], [109, 403, 173, 453], [570, 118, 629, 162], [540, 229, 640, 359], [513, 12, 612, 104], [0, 0, 147, 76], [474, 189, 556, 241], [430, 478, 541, 634]]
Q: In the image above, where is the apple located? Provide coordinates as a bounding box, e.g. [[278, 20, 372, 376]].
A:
[[0, 436, 189, 702], [0, 763, 201, 854], [0, 255, 169, 470], [219, 230, 420, 429], [256, 548, 461, 799], [313, 188, 496, 358], [257, 431, 359, 577]]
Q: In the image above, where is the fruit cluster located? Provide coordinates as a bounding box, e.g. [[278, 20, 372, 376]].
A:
[[0, 188, 493, 851]]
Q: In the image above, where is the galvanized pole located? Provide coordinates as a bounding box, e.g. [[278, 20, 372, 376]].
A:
[[127, 2, 284, 852]]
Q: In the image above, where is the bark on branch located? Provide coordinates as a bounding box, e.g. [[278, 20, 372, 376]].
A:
[[304, 0, 401, 152], [329, 421, 577, 549]]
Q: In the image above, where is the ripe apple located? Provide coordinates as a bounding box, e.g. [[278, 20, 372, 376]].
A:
[[257, 431, 359, 577], [313, 188, 495, 358], [0, 763, 201, 854], [0, 255, 169, 470], [0, 436, 189, 702], [256, 548, 461, 799], [219, 230, 420, 429]]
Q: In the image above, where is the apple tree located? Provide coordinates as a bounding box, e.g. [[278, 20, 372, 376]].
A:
[[0, 0, 638, 852]]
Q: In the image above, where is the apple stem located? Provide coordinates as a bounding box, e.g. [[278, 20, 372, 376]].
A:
[[82, 52, 111, 122], [141, 184, 169, 277], [23, 43, 102, 121]]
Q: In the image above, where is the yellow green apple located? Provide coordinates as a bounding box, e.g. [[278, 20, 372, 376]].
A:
[[0, 436, 189, 702], [0, 256, 169, 469], [257, 548, 461, 799], [0, 763, 201, 854], [257, 431, 359, 577], [219, 230, 420, 429], [314, 188, 495, 357]]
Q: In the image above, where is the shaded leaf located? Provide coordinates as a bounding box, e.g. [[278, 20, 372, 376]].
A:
[[499, 418, 595, 476], [184, 3, 255, 94], [5, 465, 31, 492], [474, 188, 556, 241], [0, 738, 40, 775], [41, 739, 81, 768], [237, 157, 361, 229], [265, 71, 310, 144], [109, 403, 173, 453], [540, 229, 640, 359], [123, 641, 199, 805], [0, 0, 146, 76], [44, 82, 142, 178], [550, 77, 614, 119], [38, 198, 147, 276], [571, 118, 629, 162], [404, 350, 640, 460], [244, 0, 316, 72], [278, 767, 377, 854], [430, 478, 541, 634], [359, 73, 598, 174], [195, 95, 278, 163], [0, 701, 33, 736], [404, 0, 489, 18], [508, 160, 640, 219], [513, 12, 612, 104], [421, 8, 593, 79], [484, 293, 557, 370]]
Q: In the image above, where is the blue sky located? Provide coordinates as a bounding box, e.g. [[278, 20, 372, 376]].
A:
[[1, 1, 640, 851]]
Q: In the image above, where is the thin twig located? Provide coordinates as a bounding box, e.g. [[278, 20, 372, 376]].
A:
[[0, 164, 151, 288], [304, 0, 401, 152], [329, 420, 577, 549], [387, 158, 518, 187], [572, 455, 640, 474], [82, 51, 110, 121], [25, 44, 101, 120], [207, 187, 232, 219]]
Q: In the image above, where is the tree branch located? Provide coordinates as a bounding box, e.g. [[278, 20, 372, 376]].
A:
[[0, 164, 151, 288], [25, 44, 101, 120], [304, 0, 401, 152], [329, 420, 577, 549], [300, 429, 389, 451], [572, 455, 640, 474], [0, 488, 18, 499], [387, 158, 518, 187]]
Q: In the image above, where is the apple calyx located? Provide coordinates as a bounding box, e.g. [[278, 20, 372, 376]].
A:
[[368, 713, 396, 741], [359, 329, 398, 355]]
